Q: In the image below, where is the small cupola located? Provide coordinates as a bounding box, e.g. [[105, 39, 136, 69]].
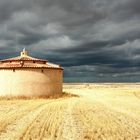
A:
[[20, 48, 28, 57]]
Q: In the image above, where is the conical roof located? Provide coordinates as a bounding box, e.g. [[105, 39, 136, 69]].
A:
[[0, 55, 48, 62], [0, 49, 62, 69]]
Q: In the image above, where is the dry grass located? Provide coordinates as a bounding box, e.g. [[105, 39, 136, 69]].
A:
[[0, 83, 140, 140], [0, 92, 79, 100]]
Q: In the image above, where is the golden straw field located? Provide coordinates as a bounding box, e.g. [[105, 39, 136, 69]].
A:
[[0, 83, 140, 140]]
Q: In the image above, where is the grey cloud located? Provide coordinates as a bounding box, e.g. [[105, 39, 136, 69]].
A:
[[0, 0, 140, 82], [0, 0, 32, 23]]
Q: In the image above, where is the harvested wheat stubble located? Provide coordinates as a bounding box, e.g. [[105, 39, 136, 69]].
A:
[[0, 83, 140, 140]]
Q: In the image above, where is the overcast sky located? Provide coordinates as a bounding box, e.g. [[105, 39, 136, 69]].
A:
[[0, 0, 140, 82]]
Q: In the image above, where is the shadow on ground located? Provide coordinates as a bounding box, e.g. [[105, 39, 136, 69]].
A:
[[0, 92, 79, 100]]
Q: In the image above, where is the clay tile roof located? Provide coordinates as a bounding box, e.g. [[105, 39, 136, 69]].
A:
[[0, 62, 62, 69], [0, 55, 48, 62], [0, 49, 63, 70]]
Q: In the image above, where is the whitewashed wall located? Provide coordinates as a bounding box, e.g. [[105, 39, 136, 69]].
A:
[[0, 68, 63, 97]]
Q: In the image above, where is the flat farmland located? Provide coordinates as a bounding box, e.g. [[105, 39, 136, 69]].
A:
[[0, 83, 140, 140]]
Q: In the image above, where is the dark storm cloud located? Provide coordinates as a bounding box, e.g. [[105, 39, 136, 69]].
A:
[[0, 0, 31, 23], [113, 0, 140, 20], [0, 0, 140, 82]]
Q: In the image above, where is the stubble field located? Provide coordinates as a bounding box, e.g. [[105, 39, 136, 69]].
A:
[[0, 83, 140, 140]]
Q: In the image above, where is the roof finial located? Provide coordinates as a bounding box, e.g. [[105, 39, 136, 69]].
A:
[[21, 48, 28, 57]]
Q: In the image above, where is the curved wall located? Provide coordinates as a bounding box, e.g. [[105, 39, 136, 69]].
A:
[[0, 68, 63, 97]]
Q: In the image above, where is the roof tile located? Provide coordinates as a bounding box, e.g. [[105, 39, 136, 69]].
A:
[[0, 54, 62, 69]]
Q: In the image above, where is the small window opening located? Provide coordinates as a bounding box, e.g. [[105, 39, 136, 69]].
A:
[[33, 61, 35, 63], [13, 69, 15, 72], [42, 69, 44, 73]]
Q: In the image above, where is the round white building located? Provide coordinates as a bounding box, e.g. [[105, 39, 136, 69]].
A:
[[0, 49, 63, 97]]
